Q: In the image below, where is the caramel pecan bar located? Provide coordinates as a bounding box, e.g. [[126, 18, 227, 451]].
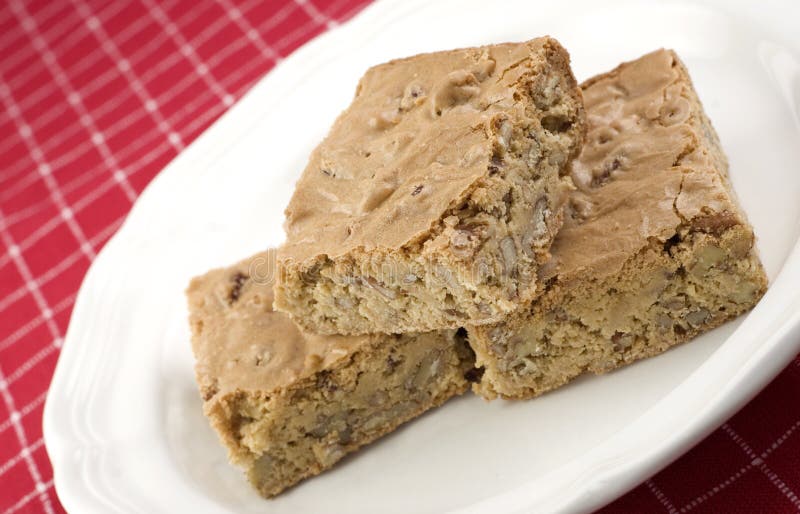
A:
[[469, 50, 768, 399], [187, 250, 474, 496], [275, 37, 585, 334]]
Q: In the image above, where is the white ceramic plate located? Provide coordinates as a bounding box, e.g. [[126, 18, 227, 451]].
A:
[[44, 0, 800, 512]]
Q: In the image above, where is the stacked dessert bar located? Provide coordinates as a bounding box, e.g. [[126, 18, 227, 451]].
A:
[[187, 38, 767, 497]]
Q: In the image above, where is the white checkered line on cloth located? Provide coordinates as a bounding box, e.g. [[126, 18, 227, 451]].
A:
[[641, 420, 800, 513], [0, 0, 283, 233], [272, 5, 331, 50], [7, 1, 175, 94], [3, 329, 65, 386], [645, 479, 680, 514], [6, 479, 54, 514], [0, 226, 118, 391], [142, 0, 235, 106], [0, 8, 357, 330], [3, 19, 241, 179], [0, 391, 46, 437], [0, 0, 184, 169], [216, 0, 283, 62], [0, 215, 66, 480], [1, 2, 129, 97], [0, 48, 276, 281], [2, 84, 281, 315], [0, 0, 299, 189], [0, 210, 62, 346], [0, 220, 120, 363], [72, 0, 187, 152], [0, 71, 249, 271], [317, 0, 374, 25], [679, 463, 750, 512], [293, 0, 339, 28], [0, 217, 121, 324], [0, 76, 98, 265], [0, 4, 74, 88], [721, 424, 800, 509], [0, 366, 53, 514], [0, 293, 75, 354], [0, 438, 44, 478], [9, 1, 139, 204]]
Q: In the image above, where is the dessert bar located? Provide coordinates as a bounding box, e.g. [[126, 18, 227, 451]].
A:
[[187, 251, 474, 496], [275, 37, 585, 335], [469, 50, 768, 399]]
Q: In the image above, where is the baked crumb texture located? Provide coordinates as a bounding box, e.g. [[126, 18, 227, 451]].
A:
[[275, 37, 585, 335], [469, 49, 768, 400], [187, 251, 474, 497]]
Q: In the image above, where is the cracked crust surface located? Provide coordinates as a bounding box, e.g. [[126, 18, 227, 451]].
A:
[[187, 250, 475, 497], [549, 48, 734, 283], [275, 37, 585, 335], [469, 49, 768, 399]]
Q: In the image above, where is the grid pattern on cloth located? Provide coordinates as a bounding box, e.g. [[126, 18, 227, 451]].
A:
[[0, 1, 797, 512]]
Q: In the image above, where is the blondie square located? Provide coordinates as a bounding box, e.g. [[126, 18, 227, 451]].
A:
[[187, 250, 474, 497], [469, 49, 768, 399], [275, 37, 586, 335]]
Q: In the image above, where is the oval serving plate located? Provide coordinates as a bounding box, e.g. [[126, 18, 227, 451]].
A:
[[44, 0, 800, 512]]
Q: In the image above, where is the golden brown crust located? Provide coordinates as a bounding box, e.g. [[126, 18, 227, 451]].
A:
[[187, 251, 474, 497], [549, 49, 744, 283], [187, 250, 372, 395], [469, 49, 768, 400], [279, 37, 581, 262], [275, 37, 586, 335]]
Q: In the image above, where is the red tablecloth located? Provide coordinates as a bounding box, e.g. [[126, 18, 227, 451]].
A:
[[0, 1, 798, 512]]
